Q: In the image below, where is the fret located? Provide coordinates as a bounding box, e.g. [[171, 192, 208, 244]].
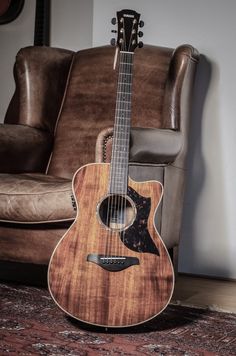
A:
[[113, 138, 129, 142], [120, 61, 132, 64], [110, 160, 129, 165], [115, 108, 131, 112], [112, 143, 129, 147], [111, 171, 127, 175], [120, 62, 132, 67], [117, 92, 131, 95], [112, 150, 129, 155], [116, 115, 130, 122], [119, 72, 132, 76], [117, 92, 132, 95], [116, 100, 131, 104], [109, 188, 127, 194], [116, 107, 131, 110], [110, 159, 129, 164], [113, 127, 130, 131], [114, 133, 129, 138], [118, 82, 132, 86], [111, 151, 129, 156]]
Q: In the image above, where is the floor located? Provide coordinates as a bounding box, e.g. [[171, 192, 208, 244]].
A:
[[0, 282, 236, 355], [172, 274, 236, 313]]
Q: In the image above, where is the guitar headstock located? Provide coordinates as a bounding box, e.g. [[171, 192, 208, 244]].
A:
[[111, 9, 144, 53]]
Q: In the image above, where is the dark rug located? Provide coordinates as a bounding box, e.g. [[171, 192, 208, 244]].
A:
[[0, 283, 235, 355]]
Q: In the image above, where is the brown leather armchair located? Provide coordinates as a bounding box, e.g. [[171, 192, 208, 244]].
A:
[[0, 44, 199, 284]]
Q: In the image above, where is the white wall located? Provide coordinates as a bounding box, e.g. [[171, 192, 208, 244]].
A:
[[0, 0, 236, 279], [93, 0, 236, 279], [0, 0, 36, 121], [51, 0, 93, 51]]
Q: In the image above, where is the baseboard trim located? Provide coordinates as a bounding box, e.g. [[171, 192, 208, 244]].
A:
[[172, 274, 236, 314]]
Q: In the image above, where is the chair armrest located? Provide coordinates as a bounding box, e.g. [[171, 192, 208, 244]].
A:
[[0, 124, 53, 173], [96, 127, 182, 165]]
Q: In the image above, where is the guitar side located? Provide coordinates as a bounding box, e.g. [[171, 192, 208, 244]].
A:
[[48, 163, 174, 328]]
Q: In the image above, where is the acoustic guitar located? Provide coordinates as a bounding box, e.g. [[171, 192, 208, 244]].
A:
[[48, 9, 174, 328]]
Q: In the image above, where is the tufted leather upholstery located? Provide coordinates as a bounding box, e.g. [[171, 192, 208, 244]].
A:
[[0, 44, 199, 282]]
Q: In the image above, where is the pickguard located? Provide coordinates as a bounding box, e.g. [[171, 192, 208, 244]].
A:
[[120, 186, 159, 256]]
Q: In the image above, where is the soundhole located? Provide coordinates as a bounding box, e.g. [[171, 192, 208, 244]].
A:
[[97, 194, 136, 231]]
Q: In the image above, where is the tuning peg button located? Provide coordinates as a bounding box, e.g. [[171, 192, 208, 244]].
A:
[[138, 31, 143, 37], [139, 20, 144, 27], [138, 41, 144, 48], [111, 17, 116, 25], [110, 38, 116, 46]]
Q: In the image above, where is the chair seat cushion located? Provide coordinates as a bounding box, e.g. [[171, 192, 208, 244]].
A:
[[0, 173, 76, 223]]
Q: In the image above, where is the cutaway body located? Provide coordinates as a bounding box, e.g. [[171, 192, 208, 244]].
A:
[[48, 163, 174, 328]]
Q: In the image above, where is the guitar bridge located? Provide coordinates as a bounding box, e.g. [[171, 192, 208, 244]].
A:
[[87, 254, 139, 272]]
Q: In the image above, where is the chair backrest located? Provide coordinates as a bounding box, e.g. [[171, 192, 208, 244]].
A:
[[5, 44, 199, 179], [4, 46, 74, 133]]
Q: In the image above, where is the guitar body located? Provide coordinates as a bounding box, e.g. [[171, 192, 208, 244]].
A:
[[48, 163, 174, 328]]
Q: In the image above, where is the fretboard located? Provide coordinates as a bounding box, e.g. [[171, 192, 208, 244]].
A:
[[109, 51, 134, 195]]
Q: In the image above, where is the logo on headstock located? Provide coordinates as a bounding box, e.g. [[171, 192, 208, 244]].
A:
[[123, 14, 134, 18]]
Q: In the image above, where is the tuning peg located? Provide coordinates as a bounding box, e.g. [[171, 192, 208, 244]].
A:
[[138, 41, 144, 48], [110, 38, 116, 46], [139, 20, 144, 27], [111, 17, 116, 25], [138, 31, 143, 37]]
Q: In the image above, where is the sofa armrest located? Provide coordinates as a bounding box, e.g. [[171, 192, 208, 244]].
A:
[[96, 127, 182, 165], [0, 124, 53, 173]]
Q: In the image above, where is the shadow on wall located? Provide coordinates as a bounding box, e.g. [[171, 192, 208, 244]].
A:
[[179, 54, 232, 279], [178, 54, 209, 274]]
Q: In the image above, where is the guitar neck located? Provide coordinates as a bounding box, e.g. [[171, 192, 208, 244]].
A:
[[109, 51, 134, 195]]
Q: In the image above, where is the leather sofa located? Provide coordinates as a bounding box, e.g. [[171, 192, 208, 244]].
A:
[[0, 44, 199, 284]]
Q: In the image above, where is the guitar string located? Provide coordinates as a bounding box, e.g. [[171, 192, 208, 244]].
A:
[[119, 51, 128, 258], [119, 26, 131, 259], [113, 22, 134, 259], [104, 18, 135, 261], [104, 84, 116, 258], [105, 41, 126, 258], [119, 50, 128, 258], [115, 34, 126, 256], [121, 52, 130, 257], [115, 27, 123, 258], [112, 30, 129, 259], [105, 33, 125, 259], [120, 24, 134, 258], [119, 50, 125, 259]]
